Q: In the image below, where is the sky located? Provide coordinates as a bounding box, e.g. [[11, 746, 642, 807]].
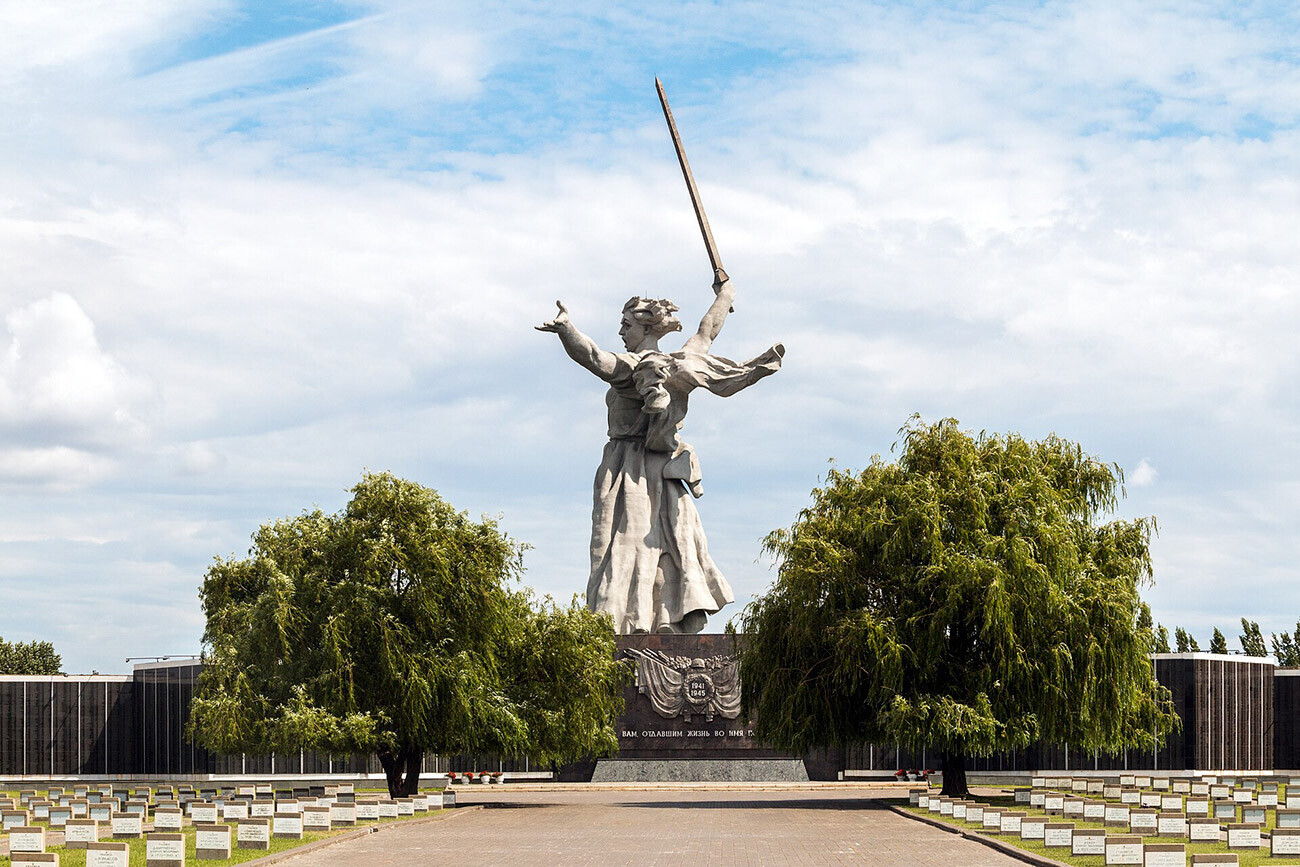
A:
[[2, 0, 1299, 673]]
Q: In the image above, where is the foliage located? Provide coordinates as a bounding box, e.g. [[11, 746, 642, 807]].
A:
[[1272, 620, 1300, 666], [0, 637, 61, 675], [1153, 624, 1171, 654], [1174, 627, 1200, 653], [190, 472, 625, 796], [1239, 618, 1267, 657], [1209, 628, 1228, 654], [737, 417, 1178, 796]]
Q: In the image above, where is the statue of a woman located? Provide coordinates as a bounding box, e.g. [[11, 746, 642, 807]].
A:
[[537, 272, 784, 634]]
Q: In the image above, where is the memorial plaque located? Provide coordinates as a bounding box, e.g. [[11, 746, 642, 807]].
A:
[[145, 832, 185, 867], [916, 793, 929, 809], [1104, 784, 1122, 799], [196, 823, 232, 860], [378, 800, 399, 819], [1214, 800, 1238, 820], [1019, 817, 1046, 840], [413, 795, 429, 812], [1290, 794, 1300, 808], [1143, 843, 1185, 867], [1105, 804, 1131, 826], [330, 802, 357, 825], [1135, 775, 1152, 788], [1084, 800, 1106, 820], [1029, 789, 1046, 808], [1231, 788, 1252, 804], [357, 799, 380, 820], [1072, 828, 1105, 856], [908, 789, 923, 805], [125, 800, 148, 816], [237, 785, 255, 797], [1190, 781, 1209, 796], [442, 789, 456, 808], [222, 802, 248, 820], [1013, 788, 1030, 803], [65, 819, 99, 848], [1072, 778, 1088, 793], [278, 799, 302, 814], [191, 802, 218, 823], [998, 811, 1024, 834], [1259, 791, 1278, 807], [1043, 822, 1073, 848], [1241, 804, 1266, 824], [90, 803, 113, 822], [982, 808, 1002, 830], [1280, 808, 1300, 828], [85, 842, 129, 867], [10, 855, 58, 867], [1172, 780, 1191, 794], [32, 800, 50, 819], [1140, 792, 1162, 808], [256, 784, 273, 795], [1274, 828, 1300, 856], [70, 799, 89, 818], [49, 806, 72, 827], [1262, 781, 1279, 793], [951, 801, 967, 820], [111, 812, 142, 838], [1159, 795, 1181, 811], [966, 804, 984, 824], [1221, 776, 1238, 786], [1031, 776, 1046, 788], [1085, 779, 1104, 795], [1225, 823, 1260, 849], [3, 809, 29, 829], [10, 827, 45, 853], [1045, 793, 1065, 814], [1106, 835, 1143, 865], [1188, 856, 1238, 866], [1185, 797, 1209, 816], [1152, 778, 1170, 791], [937, 798, 952, 816], [1241, 778, 1257, 791], [1130, 809, 1157, 834], [1121, 788, 1141, 805], [1120, 775, 1136, 787], [303, 805, 331, 830], [238, 818, 271, 849], [1211, 784, 1230, 799], [1188, 817, 1221, 842], [274, 812, 304, 839], [251, 799, 275, 817], [1156, 813, 1186, 836], [153, 808, 183, 830]]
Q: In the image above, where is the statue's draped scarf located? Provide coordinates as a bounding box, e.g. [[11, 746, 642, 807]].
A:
[[587, 345, 783, 633]]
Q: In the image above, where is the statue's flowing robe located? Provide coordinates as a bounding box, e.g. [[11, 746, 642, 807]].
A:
[[587, 345, 783, 633]]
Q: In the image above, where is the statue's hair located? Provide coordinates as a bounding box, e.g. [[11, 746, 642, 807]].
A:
[[622, 296, 683, 337]]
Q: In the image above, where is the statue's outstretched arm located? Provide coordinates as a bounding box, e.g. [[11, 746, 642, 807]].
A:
[[536, 300, 619, 381], [682, 271, 736, 355]]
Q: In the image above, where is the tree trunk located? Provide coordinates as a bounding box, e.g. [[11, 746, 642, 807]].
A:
[[940, 750, 968, 797], [377, 749, 404, 799], [400, 747, 422, 797]]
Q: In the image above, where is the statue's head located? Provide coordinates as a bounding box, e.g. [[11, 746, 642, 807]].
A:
[[620, 297, 682, 350]]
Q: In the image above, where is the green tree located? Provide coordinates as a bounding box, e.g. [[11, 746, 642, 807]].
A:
[[1209, 628, 1228, 654], [738, 417, 1177, 797], [1174, 627, 1200, 653], [1239, 619, 1267, 657], [1272, 620, 1300, 666], [1153, 624, 1171, 654], [0, 638, 62, 675], [190, 472, 626, 797]]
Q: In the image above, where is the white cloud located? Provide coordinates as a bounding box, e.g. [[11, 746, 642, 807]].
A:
[[1130, 458, 1159, 489]]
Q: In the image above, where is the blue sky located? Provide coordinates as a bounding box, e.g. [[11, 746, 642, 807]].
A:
[[3, 0, 1300, 671]]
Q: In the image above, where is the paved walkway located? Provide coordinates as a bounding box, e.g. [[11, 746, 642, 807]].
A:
[[281, 787, 1021, 866]]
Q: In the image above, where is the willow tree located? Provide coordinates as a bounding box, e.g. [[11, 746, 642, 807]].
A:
[[738, 417, 1177, 796], [190, 472, 625, 797]]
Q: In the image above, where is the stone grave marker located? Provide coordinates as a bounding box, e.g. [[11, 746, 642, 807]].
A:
[[965, 803, 984, 824], [73, 786, 88, 798], [303, 805, 332, 831], [1221, 776, 1238, 786], [1241, 804, 1266, 824], [1129, 809, 1158, 835], [49, 805, 72, 827], [1231, 788, 1253, 804], [1143, 843, 1185, 867], [916, 793, 929, 809], [251, 798, 276, 818], [1188, 855, 1238, 866], [1135, 775, 1153, 788], [1087, 779, 1105, 795], [124, 799, 148, 817], [397, 798, 415, 816], [1275, 828, 1300, 856], [998, 811, 1024, 835], [1280, 808, 1300, 828], [1188, 817, 1221, 842], [278, 798, 302, 814], [191, 801, 218, 823], [982, 807, 1003, 831], [1105, 803, 1131, 826], [1213, 800, 1238, 820], [1013, 787, 1030, 803], [1159, 794, 1181, 812], [1072, 827, 1105, 856], [1152, 777, 1170, 791], [69, 798, 88, 818], [1106, 834, 1144, 865], [442, 789, 456, 808], [238, 817, 271, 849], [64, 818, 99, 848], [111, 811, 143, 838], [1140, 791, 1162, 808], [1225, 823, 1261, 849], [1191, 781, 1209, 796], [1104, 783, 1122, 799], [1043, 822, 1072, 849], [274, 811, 304, 839], [1211, 784, 1231, 799], [908, 789, 924, 805], [1083, 799, 1106, 821], [31, 799, 50, 820], [1072, 778, 1089, 793], [1120, 774, 1136, 787], [3, 808, 29, 829], [1031, 775, 1046, 788], [222, 801, 248, 820], [1185, 797, 1209, 816], [255, 784, 273, 796], [89, 803, 112, 823], [1156, 813, 1186, 837], [1241, 778, 1258, 791], [1045, 792, 1065, 814], [379, 799, 402, 817], [145, 832, 185, 867], [10, 826, 46, 853], [196, 823, 232, 860], [1019, 816, 1047, 840], [356, 799, 380, 821], [413, 794, 429, 812], [1029, 789, 1046, 808], [10, 854, 58, 867], [85, 842, 129, 867], [1121, 787, 1141, 805], [153, 807, 183, 831], [1289, 793, 1300, 808], [1259, 790, 1279, 807], [951, 800, 967, 820], [1172, 780, 1191, 794], [936, 798, 952, 816], [330, 801, 357, 825]]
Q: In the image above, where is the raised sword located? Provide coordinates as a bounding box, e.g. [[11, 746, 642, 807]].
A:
[[656, 78, 732, 306]]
